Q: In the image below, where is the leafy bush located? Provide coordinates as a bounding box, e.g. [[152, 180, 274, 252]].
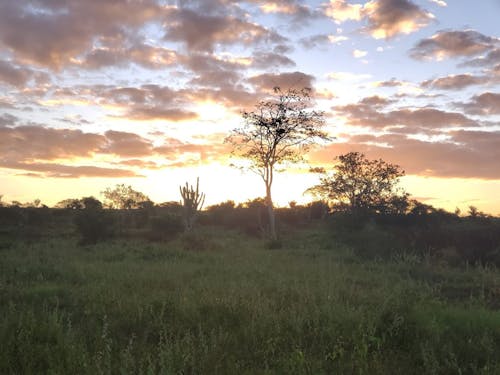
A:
[[148, 214, 183, 241], [74, 209, 115, 245]]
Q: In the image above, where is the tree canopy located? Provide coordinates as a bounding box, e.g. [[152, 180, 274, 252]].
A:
[[227, 87, 328, 239], [102, 184, 151, 209], [309, 152, 408, 214]]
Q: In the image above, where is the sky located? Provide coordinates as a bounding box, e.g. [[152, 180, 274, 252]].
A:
[[0, 0, 499, 213]]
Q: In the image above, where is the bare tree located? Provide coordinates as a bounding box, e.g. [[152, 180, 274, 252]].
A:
[[179, 177, 205, 232], [227, 87, 328, 240]]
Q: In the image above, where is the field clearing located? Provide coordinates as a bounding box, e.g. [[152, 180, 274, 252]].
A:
[[1, 227, 500, 374]]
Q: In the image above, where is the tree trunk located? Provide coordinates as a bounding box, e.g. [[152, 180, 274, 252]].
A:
[[266, 185, 277, 241]]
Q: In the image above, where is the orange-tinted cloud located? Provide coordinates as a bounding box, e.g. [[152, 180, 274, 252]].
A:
[[101, 131, 154, 157], [0, 161, 140, 178], [0, 126, 105, 161], [163, 8, 286, 52], [410, 30, 497, 61], [248, 71, 315, 91], [461, 92, 500, 115], [335, 97, 476, 130], [312, 130, 500, 179], [324, 0, 433, 39], [363, 0, 434, 39], [0, 1, 161, 70], [421, 74, 488, 90]]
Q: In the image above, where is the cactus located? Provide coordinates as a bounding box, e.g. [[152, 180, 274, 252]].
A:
[[179, 177, 205, 232]]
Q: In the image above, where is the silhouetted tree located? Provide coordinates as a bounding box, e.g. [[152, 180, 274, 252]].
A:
[[74, 197, 114, 245], [179, 177, 205, 232], [309, 152, 407, 213], [227, 87, 328, 240], [102, 184, 151, 209], [56, 198, 84, 210], [81, 196, 103, 210], [55, 196, 102, 210]]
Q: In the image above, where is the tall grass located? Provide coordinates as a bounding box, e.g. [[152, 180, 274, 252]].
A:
[[1, 227, 500, 374]]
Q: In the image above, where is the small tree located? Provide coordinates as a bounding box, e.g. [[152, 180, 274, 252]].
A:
[[227, 87, 328, 240], [102, 184, 151, 209], [309, 152, 407, 213], [179, 177, 205, 232]]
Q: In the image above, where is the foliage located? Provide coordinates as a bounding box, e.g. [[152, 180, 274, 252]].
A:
[[309, 152, 407, 213], [148, 214, 184, 241], [74, 204, 115, 245], [102, 184, 151, 209], [2, 229, 500, 374], [227, 87, 328, 240], [56, 196, 103, 210]]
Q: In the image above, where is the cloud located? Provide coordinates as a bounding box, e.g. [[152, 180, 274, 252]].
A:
[[0, 114, 18, 127], [461, 92, 500, 115], [336, 97, 477, 130], [251, 51, 296, 69], [0, 60, 31, 87], [428, 0, 447, 6], [460, 48, 500, 69], [421, 74, 488, 90], [0, 125, 105, 161], [410, 30, 498, 61], [100, 131, 154, 157], [362, 0, 434, 39], [373, 78, 406, 87], [353, 49, 368, 58], [0, 161, 140, 178], [0, 1, 161, 69], [312, 130, 500, 180], [153, 137, 231, 166], [124, 107, 198, 121], [248, 71, 315, 91], [98, 85, 199, 121], [80, 44, 178, 70], [255, 0, 320, 23], [324, 0, 363, 22], [299, 33, 349, 49], [163, 8, 286, 52], [324, 0, 433, 39]]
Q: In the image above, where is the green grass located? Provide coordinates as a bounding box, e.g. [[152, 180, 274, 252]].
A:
[[1, 226, 500, 374]]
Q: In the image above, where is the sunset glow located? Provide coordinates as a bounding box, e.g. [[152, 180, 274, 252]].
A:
[[1, 0, 499, 213]]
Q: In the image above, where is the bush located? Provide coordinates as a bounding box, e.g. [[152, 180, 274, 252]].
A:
[[148, 214, 183, 241], [74, 209, 115, 245]]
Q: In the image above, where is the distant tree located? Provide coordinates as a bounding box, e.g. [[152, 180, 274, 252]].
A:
[[179, 177, 205, 232], [74, 196, 114, 245], [309, 152, 407, 213], [227, 87, 328, 240], [467, 205, 488, 218], [55, 196, 103, 210], [102, 184, 151, 209], [56, 198, 84, 209], [81, 196, 103, 210]]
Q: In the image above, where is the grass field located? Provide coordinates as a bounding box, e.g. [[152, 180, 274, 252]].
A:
[[2, 225, 500, 374]]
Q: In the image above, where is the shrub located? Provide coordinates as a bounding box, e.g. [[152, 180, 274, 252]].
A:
[[74, 209, 115, 245], [148, 214, 183, 241]]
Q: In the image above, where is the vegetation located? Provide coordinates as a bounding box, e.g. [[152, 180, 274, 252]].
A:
[[102, 184, 152, 209], [227, 87, 328, 240], [2, 145, 500, 373], [309, 151, 408, 214], [2, 221, 500, 374], [179, 177, 205, 232]]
